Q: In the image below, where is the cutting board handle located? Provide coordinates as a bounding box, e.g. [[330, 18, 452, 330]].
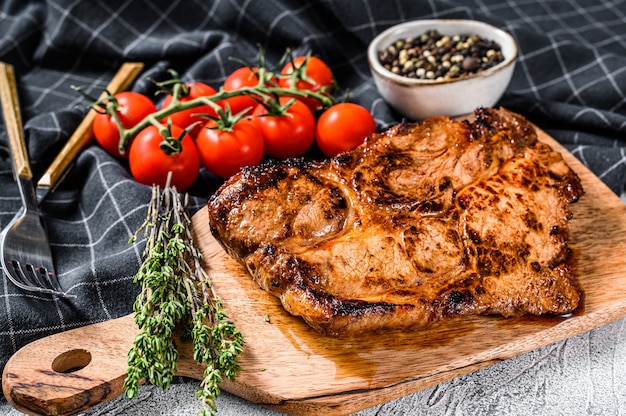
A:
[[2, 315, 137, 415]]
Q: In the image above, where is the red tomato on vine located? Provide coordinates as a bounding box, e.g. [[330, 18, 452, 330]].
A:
[[315, 103, 376, 157], [196, 118, 265, 179], [278, 55, 335, 111], [128, 124, 200, 191], [161, 81, 218, 138], [252, 97, 316, 159], [220, 67, 276, 116], [92, 91, 157, 158]]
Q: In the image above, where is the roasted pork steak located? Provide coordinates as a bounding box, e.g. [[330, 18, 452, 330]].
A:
[[208, 107, 584, 336]]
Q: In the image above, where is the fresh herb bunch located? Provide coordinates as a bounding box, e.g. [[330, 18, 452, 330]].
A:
[[124, 177, 244, 416]]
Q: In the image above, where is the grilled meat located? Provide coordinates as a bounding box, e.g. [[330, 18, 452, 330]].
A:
[[208, 107, 584, 336]]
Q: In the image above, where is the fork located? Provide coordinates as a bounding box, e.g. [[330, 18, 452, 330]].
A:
[[0, 62, 69, 296]]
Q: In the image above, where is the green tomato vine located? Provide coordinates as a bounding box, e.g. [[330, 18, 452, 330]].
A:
[[119, 50, 337, 156]]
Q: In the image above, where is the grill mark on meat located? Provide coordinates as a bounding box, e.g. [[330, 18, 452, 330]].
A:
[[209, 107, 584, 336]]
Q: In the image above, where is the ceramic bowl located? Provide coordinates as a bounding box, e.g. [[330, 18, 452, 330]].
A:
[[367, 19, 518, 120]]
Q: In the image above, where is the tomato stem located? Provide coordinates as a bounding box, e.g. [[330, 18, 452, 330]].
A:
[[101, 49, 338, 156], [117, 84, 335, 154], [154, 69, 190, 99], [71, 85, 120, 115], [277, 49, 338, 103], [203, 105, 248, 132]]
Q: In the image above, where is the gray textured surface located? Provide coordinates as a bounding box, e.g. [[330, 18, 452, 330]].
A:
[[3, 317, 625, 415]]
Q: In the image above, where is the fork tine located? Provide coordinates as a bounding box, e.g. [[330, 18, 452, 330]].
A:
[[17, 261, 44, 288], [35, 265, 62, 291], [23, 262, 56, 291], [4, 259, 66, 296]]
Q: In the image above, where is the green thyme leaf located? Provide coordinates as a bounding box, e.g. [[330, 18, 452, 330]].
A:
[[123, 178, 244, 416]]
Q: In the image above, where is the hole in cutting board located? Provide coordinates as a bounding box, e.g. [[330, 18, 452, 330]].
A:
[[52, 349, 92, 373]]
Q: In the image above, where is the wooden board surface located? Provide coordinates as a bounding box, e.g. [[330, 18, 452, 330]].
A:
[[4, 126, 626, 416]]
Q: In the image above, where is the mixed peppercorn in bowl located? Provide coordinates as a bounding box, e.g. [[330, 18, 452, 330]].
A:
[[367, 19, 518, 120]]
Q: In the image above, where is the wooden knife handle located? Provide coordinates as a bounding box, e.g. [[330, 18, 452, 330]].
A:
[[0, 62, 31, 180], [1, 315, 136, 416], [37, 62, 144, 190]]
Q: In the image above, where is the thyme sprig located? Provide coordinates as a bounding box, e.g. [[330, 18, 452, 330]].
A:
[[124, 177, 244, 416]]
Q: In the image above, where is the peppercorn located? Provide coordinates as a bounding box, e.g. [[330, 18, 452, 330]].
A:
[[378, 29, 505, 80]]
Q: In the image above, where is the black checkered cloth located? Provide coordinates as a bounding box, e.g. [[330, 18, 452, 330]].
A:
[[0, 0, 625, 392]]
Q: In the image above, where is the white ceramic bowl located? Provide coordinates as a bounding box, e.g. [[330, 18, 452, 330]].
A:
[[368, 19, 517, 120]]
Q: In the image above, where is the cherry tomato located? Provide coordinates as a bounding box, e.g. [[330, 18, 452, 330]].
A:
[[278, 56, 334, 111], [196, 119, 265, 179], [220, 67, 275, 116], [252, 97, 316, 159], [315, 103, 376, 158], [92, 91, 157, 158], [161, 81, 217, 137], [128, 124, 200, 192]]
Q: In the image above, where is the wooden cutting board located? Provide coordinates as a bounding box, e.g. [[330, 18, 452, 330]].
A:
[[4, 126, 626, 416]]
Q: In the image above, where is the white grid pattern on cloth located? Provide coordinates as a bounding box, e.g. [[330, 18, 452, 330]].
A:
[[0, 0, 625, 414]]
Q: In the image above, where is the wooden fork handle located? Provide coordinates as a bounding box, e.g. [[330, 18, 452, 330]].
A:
[[0, 62, 31, 180], [37, 62, 144, 191]]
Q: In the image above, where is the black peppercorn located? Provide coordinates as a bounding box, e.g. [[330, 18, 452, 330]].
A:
[[378, 29, 505, 80]]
